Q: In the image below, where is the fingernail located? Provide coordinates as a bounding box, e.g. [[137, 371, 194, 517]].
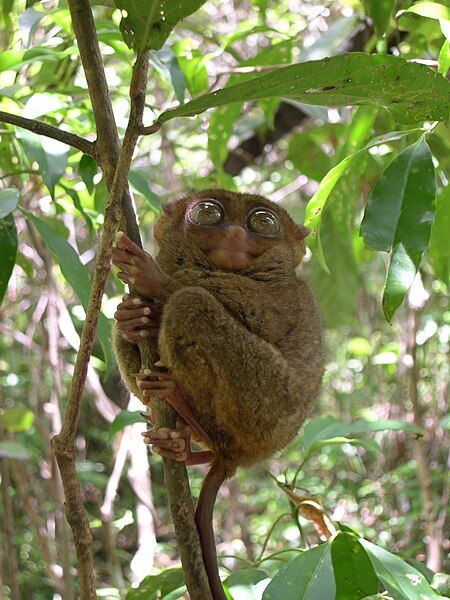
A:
[[170, 432, 180, 439], [133, 298, 142, 305], [141, 316, 149, 323], [143, 307, 151, 314], [140, 330, 149, 337], [144, 369, 152, 375], [153, 446, 161, 452]]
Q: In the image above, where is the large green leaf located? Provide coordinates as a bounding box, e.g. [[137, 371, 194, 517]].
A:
[[26, 213, 113, 373], [361, 135, 436, 320], [331, 533, 379, 599], [362, 0, 397, 37], [361, 540, 444, 600], [157, 54, 450, 125], [404, 2, 450, 23], [0, 213, 17, 305], [429, 185, 450, 284], [262, 542, 335, 600], [305, 130, 418, 271], [114, 0, 207, 51]]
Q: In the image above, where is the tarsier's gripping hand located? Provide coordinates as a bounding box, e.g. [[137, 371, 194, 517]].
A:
[[112, 231, 168, 301], [114, 294, 162, 343]]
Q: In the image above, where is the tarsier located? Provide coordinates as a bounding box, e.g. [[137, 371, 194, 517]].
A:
[[112, 189, 323, 600]]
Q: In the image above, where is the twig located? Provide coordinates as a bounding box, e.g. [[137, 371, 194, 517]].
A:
[[0, 445, 20, 600], [140, 123, 161, 135], [0, 111, 95, 156]]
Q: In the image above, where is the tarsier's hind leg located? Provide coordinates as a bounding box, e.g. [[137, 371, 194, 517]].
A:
[[158, 286, 309, 447]]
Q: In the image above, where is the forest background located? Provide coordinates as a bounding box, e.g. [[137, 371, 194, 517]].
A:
[[0, 0, 449, 599]]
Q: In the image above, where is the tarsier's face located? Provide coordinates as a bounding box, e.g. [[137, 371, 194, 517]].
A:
[[185, 197, 284, 271], [155, 189, 309, 272]]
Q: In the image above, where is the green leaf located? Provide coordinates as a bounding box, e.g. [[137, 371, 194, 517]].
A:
[[108, 411, 143, 441], [0, 213, 17, 305], [0, 187, 19, 218], [361, 540, 444, 600], [262, 542, 335, 600], [157, 54, 450, 125], [125, 568, 186, 600], [0, 406, 34, 432], [79, 154, 97, 194], [303, 417, 422, 453], [429, 185, 450, 284], [404, 2, 450, 23], [19, 130, 68, 199], [309, 436, 380, 455], [362, 135, 436, 319], [331, 532, 379, 599], [208, 103, 243, 169], [0, 441, 29, 460], [362, 0, 396, 37], [26, 213, 113, 374], [224, 568, 270, 600], [0, 47, 61, 73], [438, 39, 450, 76], [305, 130, 418, 271], [128, 170, 161, 212], [60, 184, 94, 236], [114, 0, 207, 51]]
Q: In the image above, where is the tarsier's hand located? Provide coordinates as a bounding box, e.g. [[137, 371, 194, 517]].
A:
[[114, 294, 162, 343], [112, 232, 167, 300]]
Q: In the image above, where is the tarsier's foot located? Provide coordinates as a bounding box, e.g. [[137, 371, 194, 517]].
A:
[[142, 421, 192, 461], [135, 369, 214, 448], [135, 369, 176, 405], [142, 421, 215, 466], [114, 294, 162, 343]]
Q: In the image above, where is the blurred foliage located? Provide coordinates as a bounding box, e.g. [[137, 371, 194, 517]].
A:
[[0, 0, 449, 599]]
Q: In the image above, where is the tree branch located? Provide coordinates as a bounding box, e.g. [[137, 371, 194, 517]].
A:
[[0, 111, 95, 157], [51, 2, 212, 598]]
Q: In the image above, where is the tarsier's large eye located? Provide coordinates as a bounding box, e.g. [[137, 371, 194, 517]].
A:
[[247, 209, 281, 236], [188, 201, 224, 226]]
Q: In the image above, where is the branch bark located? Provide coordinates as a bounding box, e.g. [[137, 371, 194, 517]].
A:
[[0, 111, 95, 156]]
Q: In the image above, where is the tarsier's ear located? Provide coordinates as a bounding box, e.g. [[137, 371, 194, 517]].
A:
[[162, 200, 176, 214], [295, 224, 311, 239]]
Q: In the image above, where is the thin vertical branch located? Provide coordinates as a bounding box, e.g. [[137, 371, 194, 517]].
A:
[[0, 456, 20, 600]]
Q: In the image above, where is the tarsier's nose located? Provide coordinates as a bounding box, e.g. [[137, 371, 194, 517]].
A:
[[225, 225, 247, 240]]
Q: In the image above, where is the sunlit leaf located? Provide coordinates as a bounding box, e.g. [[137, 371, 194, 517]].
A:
[[224, 568, 270, 600], [429, 185, 450, 284], [19, 130, 69, 199], [263, 542, 335, 600], [0, 213, 17, 305], [157, 54, 450, 125], [361, 540, 444, 600], [125, 568, 186, 599], [404, 2, 450, 23], [331, 532, 379, 599], [438, 40, 450, 76], [114, 0, 207, 52], [26, 213, 113, 374], [0, 406, 34, 432]]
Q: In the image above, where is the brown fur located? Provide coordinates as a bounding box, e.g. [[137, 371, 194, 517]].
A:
[[113, 189, 323, 599]]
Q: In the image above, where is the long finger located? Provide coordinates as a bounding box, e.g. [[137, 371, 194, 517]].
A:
[[135, 370, 171, 381], [138, 380, 175, 391], [149, 446, 188, 462], [117, 316, 151, 330], [115, 307, 152, 321], [116, 232, 148, 258], [112, 248, 135, 265]]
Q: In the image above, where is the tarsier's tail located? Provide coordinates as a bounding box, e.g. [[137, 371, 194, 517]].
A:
[[195, 461, 229, 600]]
